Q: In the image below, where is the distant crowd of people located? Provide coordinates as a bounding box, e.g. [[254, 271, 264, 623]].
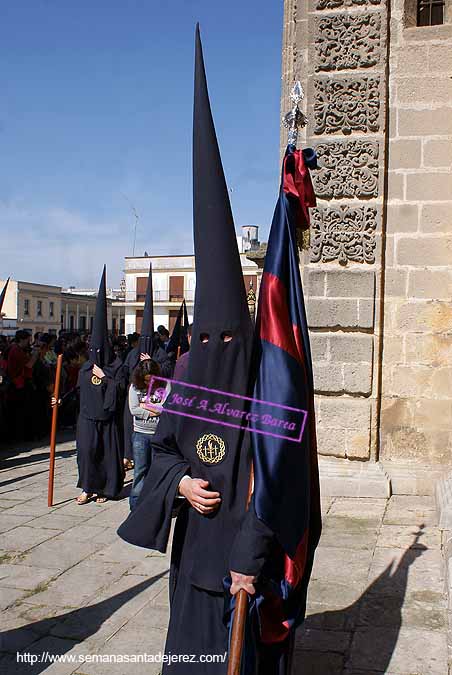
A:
[[0, 324, 181, 447]]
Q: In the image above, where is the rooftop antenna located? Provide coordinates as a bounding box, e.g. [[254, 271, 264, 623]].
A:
[[120, 192, 140, 257]]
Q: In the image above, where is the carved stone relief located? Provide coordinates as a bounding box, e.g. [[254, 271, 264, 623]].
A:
[[312, 140, 379, 199], [310, 206, 377, 265], [316, 0, 381, 9], [314, 77, 381, 134], [315, 13, 382, 72]]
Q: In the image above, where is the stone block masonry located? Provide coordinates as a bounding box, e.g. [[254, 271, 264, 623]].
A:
[[282, 0, 452, 479], [381, 6, 452, 466], [281, 0, 387, 463]]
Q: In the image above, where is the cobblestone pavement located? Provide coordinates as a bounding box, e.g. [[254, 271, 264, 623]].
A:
[[0, 438, 448, 675]]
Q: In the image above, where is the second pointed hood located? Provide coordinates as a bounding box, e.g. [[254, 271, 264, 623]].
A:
[[89, 266, 113, 367], [139, 263, 155, 355]]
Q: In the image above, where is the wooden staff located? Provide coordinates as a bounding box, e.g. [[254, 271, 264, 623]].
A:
[[227, 464, 254, 675], [47, 354, 63, 507]]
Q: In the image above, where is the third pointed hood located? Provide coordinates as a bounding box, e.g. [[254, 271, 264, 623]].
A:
[[0, 277, 10, 315]]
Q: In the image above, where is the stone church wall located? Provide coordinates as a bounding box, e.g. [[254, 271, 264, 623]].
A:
[[281, 0, 452, 479]]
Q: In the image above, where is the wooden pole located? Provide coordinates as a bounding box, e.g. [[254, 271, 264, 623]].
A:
[[227, 464, 254, 675], [47, 354, 63, 507]]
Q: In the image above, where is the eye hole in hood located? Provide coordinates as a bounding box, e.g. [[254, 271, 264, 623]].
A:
[[221, 331, 233, 343], [200, 333, 210, 343]]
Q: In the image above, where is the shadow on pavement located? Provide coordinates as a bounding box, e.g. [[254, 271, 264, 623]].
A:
[[0, 470, 51, 489], [292, 527, 428, 674], [0, 570, 169, 674], [0, 445, 76, 471]]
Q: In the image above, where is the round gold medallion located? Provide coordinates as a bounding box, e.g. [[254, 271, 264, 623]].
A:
[[91, 375, 102, 386], [196, 433, 226, 465]]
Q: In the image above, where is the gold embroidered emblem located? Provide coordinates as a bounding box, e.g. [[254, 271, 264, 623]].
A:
[[196, 433, 226, 465], [91, 375, 102, 386]]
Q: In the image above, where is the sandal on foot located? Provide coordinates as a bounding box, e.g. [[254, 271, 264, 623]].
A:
[[123, 459, 134, 471], [95, 495, 108, 503], [76, 492, 95, 505]]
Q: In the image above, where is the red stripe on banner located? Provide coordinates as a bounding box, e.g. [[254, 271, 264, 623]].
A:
[[284, 530, 309, 588], [259, 271, 304, 366], [259, 534, 310, 644], [283, 148, 316, 232], [260, 593, 291, 644]]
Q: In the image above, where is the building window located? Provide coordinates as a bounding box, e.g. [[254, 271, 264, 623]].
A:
[[136, 276, 148, 302], [24, 299, 30, 316], [417, 0, 445, 25], [37, 301, 43, 317], [79, 316, 86, 331], [69, 315, 75, 330], [169, 276, 184, 302], [49, 301, 54, 317]]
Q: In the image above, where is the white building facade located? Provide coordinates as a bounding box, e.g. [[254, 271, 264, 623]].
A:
[[0, 279, 62, 336], [62, 289, 124, 334], [122, 253, 261, 336], [0, 280, 124, 336]]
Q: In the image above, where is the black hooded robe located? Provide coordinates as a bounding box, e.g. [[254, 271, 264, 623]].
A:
[[76, 357, 126, 498], [117, 415, 294, 674], [118, 25, 294, 674], [122, 261, 173, 461]]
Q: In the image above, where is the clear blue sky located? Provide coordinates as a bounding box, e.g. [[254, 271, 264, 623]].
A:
[[0, 0, 284, 287]]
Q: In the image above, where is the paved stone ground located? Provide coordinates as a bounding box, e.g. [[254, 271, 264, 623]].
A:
[[0, 437, 448, 675]]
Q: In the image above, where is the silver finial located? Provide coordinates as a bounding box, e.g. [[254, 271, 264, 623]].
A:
[[282, 81, 308, 147]]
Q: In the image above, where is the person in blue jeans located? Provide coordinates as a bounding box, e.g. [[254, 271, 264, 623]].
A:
[[128, 358, 166, 510]]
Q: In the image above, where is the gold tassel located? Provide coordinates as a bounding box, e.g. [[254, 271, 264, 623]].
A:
[[297, 227, 311, 251]]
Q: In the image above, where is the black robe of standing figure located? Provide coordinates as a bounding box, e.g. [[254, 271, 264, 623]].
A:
[[76, 266, 125, 499], [118, 27, 287, 675], [122, 263, 173, 460]]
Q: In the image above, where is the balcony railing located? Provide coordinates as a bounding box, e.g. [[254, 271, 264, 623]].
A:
[[126, 289, 195, 303]]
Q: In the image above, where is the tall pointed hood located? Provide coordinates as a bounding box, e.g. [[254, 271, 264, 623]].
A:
[[167, 299, 190, 356], [139, 263, 154, 355], [116, 26, 257, 595], [192, 24, 251, 333], [89, 266, 112, 367], [0, 277, 10, 315]]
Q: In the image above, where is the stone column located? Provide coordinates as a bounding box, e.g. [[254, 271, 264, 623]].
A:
[[281, 0, 390, 496]]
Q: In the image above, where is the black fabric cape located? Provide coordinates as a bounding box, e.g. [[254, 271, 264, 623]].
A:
[[117, 24, 287, 675], [76, 357, 125, 498], [118, 24, 273, 593]]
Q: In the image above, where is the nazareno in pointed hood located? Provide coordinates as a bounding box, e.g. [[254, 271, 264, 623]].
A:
[[0, 277, 10, 315], [89, 266, 113, 367], [139, 263, 154, 355], [188, 24, 253, 391], [116, 26, 257, 594], [167, 299, 190, 356]]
